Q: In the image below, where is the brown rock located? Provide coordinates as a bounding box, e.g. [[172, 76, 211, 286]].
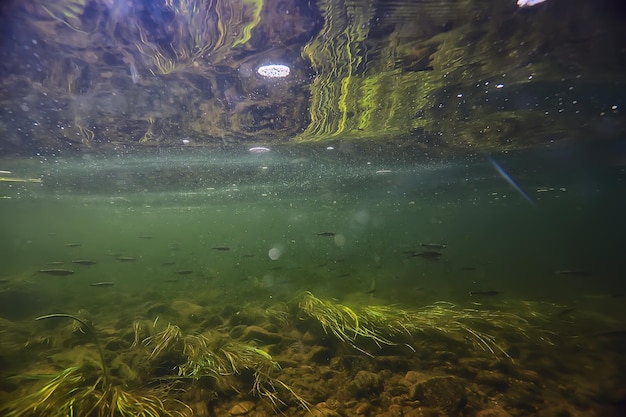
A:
[[306, 407, 341, 417], [229, 401, 256, 415], [307, 345, 332, 364], [409, 376, 467, 417], [404, 370, 426, 384], [349, 370, 383, 397], [354, 401, 371, 415], [194, 401, 210, 417], [240, 325, 283, 344], [476, 407, 513, 417]]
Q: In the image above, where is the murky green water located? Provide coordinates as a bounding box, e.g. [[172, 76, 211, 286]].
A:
[[1, 143, 625, 416], [2, 144, 624, 303]]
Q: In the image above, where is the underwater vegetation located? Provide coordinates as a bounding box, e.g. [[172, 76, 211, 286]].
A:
[[298, 291, 550, 359], [2, 314, 190, 417], [1, 292, 558, 416]]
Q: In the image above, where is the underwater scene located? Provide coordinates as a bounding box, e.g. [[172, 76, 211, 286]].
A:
[[1, 0, 626, 416], [1, 145, 625, 417]]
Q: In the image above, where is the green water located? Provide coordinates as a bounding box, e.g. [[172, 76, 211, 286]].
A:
[[1, 145, 624, 311]]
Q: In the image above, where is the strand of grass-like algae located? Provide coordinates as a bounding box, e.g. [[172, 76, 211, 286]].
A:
[[35, 313, 110, 386]]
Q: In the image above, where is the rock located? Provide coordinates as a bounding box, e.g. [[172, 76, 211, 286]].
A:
[[171, 300, 205, 320], [375, 355, 412, 372], [387, 404, 404, 417], [306, 407, 341, 417], [476, 407, 513, 417], [354, 401, 371, 415], [349, 370, 383, 397], [409, 376, 467, 417], [240, 325, 283, 344], [302, 330, 318, 345], [476, 370, 509, 392], [404, 370, 425, 384], [194, 401, 210, 417], [307, 345, 332, 364], [229, 401, 256, 416]]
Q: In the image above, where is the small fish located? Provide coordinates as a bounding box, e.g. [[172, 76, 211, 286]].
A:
[[316, 232, 336, 237], [420, 243, 447, 250], [412, 251, 443, 260], [116, 256, 137, 262], [177, 270, 193, 275], [211, 247, 230, 251], [553, 270, 592, 277], [64, 243, 81, 247], [90, 282, 114, 287], [0, 279, 10, 284], [38, 269, 75, 276], [71, 260, 96, 265], [469, 290, 500, 296], [47, 261, 65, 265], [364, 288, 376, 295], [139, 236, 153, 239]]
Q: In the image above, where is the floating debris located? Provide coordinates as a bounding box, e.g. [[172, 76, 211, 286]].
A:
[[90, 282, 114, 287], [316, 232, 336, 237], [116, 256, 137, 262], [487, 155, 536, 206], [0, 176, 42, 183], [553, 270, 592, 277], [420, 243, 447, 250], [37, 269, 75, 276], [211, 247, 230, 251], [469, 290, 500, 296], [71, 260, 97, 265], [64, 243, 82, 247], [177, 270, 193, 275]]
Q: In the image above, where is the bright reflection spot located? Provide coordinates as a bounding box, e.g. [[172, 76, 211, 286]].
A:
[[268, 247, 281, 260], [249, 146, 270, 153], [517, 0, 547, 7], [333, 234, 346, 247], [257, 64, 290, 78]]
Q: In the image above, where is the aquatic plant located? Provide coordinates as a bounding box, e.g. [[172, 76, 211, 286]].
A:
[[135, 317, 309, 411], [298, 292, 547, 359], [1, 313, 190, 417], [298, 291, 396, 356]]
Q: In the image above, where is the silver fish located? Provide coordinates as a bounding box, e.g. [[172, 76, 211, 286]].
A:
[[38, 269, 75, 276]]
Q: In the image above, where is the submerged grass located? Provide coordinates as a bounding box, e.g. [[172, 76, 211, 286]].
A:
[[298, 291, 550, 359], [1, 314, 190, 417]]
